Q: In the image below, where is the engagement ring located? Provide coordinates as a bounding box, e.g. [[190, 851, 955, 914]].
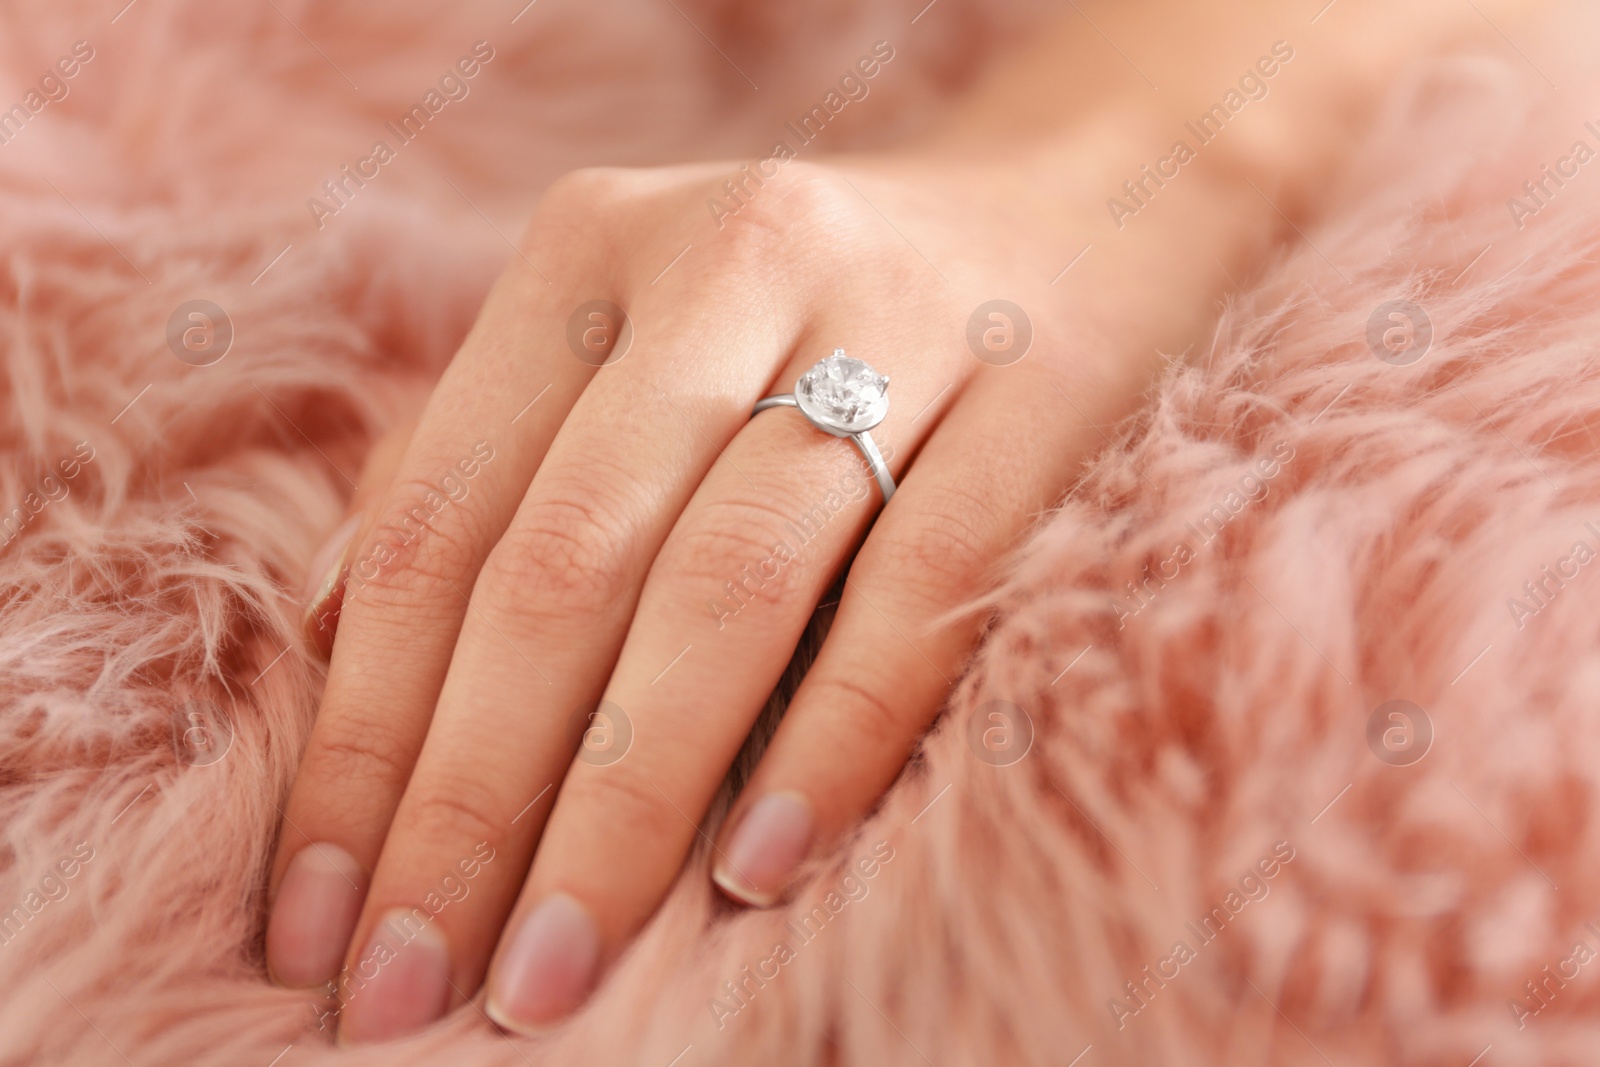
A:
[[753, 349, 895, 503]]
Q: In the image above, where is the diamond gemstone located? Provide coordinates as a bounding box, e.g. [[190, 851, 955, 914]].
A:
[[794, 349, 889, 434]]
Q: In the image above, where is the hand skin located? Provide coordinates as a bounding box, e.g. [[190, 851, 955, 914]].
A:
[[264, 0, 1548, 1043]]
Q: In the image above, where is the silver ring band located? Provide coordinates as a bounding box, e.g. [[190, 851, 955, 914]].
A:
[[752, 349, 896, 504], [752, 395, 895, 503]]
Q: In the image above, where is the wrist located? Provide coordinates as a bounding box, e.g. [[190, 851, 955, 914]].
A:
[[896, 0, 1556, 231], [851, 0, 1556, 366]]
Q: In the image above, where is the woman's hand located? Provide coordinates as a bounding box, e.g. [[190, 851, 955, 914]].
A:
[[261, 0, 1491, 1043], [268, 148, 1233, 1040]]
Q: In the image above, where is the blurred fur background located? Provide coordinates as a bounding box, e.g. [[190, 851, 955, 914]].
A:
[[1, 1, 1598, 1064]]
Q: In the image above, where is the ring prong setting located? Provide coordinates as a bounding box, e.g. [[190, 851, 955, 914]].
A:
[[793, 348, 890, 436]]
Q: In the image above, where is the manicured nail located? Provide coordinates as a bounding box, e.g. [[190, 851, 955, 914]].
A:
[[301, 514, 361, 654], [266, 843, 368, 989], [712, 791, 814, 907], [486, 893, 601, 1033], [337, 909, 453, 1045]]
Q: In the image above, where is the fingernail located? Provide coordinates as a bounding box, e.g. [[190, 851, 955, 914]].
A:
[[302, 514, 362, 605], [301, 514, 361, 654], [486, 893, 601, 1033], [712, 791, 814, 907], [266, 843, 368, 989], [337, 909, 453, 1045]]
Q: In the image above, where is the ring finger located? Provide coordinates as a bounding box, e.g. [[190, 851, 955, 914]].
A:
[[483, 317, 965, 1031]]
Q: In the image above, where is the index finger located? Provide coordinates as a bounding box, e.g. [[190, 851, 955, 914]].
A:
[[264, 259, 595, 991]]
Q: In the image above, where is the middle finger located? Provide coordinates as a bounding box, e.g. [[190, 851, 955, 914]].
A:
[[333, 276, 800, 1042]]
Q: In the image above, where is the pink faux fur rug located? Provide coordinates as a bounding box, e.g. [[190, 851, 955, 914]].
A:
[[2, 1, 1599, 1064]]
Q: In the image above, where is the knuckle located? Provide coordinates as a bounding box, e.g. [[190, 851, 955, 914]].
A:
[[310, 719, 416, 796], [668, 497, 815, 607], [705, 207, 784, 271], [342, 478, 491, 611], [870, 484, 994, 601], [524, 166, 645, 252], [486, 487, 636, 620], [569, 767, 679, 839], [743, 163, 855, 230], [805, 673, 910, 752], [709, 164, 857, 268], [402, 778, 507, 852], [544, 166, 643, 209]]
